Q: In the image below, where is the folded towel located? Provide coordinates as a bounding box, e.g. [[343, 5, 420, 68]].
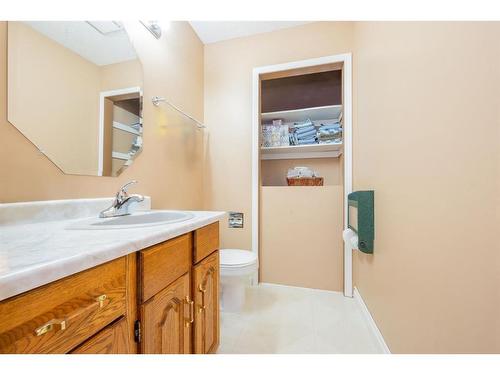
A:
[[318, 138, 340, 143], [297, 138, 317, 145], [319, 122, 340, 128], [319, 139, 342, 144], [318, 135, 341, 142], [295, 125, 316, 135], [318, 122, 342, 144], [318, 132, 340, 138], [296, 129, 317, 139], [319, 121, 340, 127], [293, 118, 314, 128], [318, 126, 341, 133], [318, 129, 340, 136], [318, 134, 336, 139]]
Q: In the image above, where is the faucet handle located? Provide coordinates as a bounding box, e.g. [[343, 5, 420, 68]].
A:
[[119, 180, 138, 194], [116, 180, 138, 201]]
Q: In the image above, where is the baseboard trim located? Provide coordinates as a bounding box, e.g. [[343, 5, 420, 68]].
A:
[[258, 282, 343, 295], [353, 287, 391, 354]]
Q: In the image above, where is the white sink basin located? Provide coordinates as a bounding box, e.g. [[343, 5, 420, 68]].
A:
[[68, 210, 195, 230]]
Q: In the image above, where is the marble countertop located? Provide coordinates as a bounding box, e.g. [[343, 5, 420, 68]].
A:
[[0, 199, 225, 301]]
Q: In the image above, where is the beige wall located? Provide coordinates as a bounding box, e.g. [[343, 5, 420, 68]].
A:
[[352, 22, 500, 353], [261, 186, 343, 291], [260, 156, 343, 291], [0, 20, 205, 210], [203, 22, 354, 251], [204, 21, 499, 353], [100, 59, 142, 92]]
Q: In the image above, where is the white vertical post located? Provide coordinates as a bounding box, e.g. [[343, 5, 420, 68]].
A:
[[343, 53, 353, 297], [251, 69, 260, 284]]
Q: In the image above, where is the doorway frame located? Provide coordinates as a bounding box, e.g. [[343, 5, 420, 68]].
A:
[[97, 86, 142, 176], [251, 53, 353, 297]]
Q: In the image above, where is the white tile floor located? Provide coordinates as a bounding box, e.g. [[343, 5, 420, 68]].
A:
[[218, 283, 384, 354]]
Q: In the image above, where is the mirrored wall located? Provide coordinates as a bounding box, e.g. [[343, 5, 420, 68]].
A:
[[7, 21, 144, 176]]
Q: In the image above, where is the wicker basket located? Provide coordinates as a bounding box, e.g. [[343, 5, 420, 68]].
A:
[[286, 177, 324, 186]]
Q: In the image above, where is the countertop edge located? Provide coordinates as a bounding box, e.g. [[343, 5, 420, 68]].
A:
[[0, 212, 225, 301]]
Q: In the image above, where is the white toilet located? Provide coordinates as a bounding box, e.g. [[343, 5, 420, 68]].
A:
[[219, 249, 258, 312]]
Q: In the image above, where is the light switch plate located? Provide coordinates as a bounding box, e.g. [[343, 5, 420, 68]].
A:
[[228, 212, 244, 228]]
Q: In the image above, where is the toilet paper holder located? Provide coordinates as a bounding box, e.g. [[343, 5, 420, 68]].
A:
[[347, 190, 374, 254]]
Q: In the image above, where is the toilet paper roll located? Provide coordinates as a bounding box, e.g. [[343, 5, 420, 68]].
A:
[[342, 228, 359, 250]]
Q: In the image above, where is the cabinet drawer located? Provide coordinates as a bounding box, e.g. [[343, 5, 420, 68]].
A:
[[0, 257, 127, 354], [70, 317, 130, 354], [194, 222, 219, 263], [139, 233, 192, 303]]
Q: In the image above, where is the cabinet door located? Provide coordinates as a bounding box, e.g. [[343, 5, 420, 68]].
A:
[[193, 251, 219, 354], [70, 317, 130, 354], [141, 273, 192, 354]]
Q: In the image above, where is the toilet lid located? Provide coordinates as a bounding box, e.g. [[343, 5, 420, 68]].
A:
[[220, 249, 257, 267]]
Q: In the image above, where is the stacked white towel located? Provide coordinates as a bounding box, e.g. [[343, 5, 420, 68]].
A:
[[289, 118, 317, 145]]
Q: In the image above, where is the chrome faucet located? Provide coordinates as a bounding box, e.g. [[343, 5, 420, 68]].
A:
[[99, 180, 145, 218]]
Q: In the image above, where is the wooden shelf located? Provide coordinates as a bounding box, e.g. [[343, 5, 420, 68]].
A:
[[261, 142, 342, 160], [261, 104, 342, 124]]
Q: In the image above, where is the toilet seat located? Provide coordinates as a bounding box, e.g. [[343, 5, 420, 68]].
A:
[[220, 249, 257, 267], [220, 249, 258, 277]]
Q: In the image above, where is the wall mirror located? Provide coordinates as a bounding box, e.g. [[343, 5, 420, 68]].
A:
[[7, 21, 144, 176]]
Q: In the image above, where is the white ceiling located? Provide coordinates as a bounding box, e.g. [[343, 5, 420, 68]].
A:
[[24, 21, 137, 66], [189, 21, 311, 44]]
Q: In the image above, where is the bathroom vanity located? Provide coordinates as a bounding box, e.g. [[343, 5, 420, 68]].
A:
[[0, 199, 224, 354], [0, 21, 221, 354]]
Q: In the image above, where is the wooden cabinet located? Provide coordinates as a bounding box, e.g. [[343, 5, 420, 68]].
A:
[[193, 251, 220, 354], [0, 257, 128, 354], [70, 317, 130, 354], [140, 273, 192, 354], [139, 223, 220, 354], [0, 221, 220, 355]]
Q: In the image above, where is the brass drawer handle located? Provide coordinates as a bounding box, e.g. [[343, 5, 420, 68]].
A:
[[198, 284, 207, 312], [184, 296, 194, 327], [34, 294, 107, 337], [96, 294, 107, 308], [35, 319, 66, 336]]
